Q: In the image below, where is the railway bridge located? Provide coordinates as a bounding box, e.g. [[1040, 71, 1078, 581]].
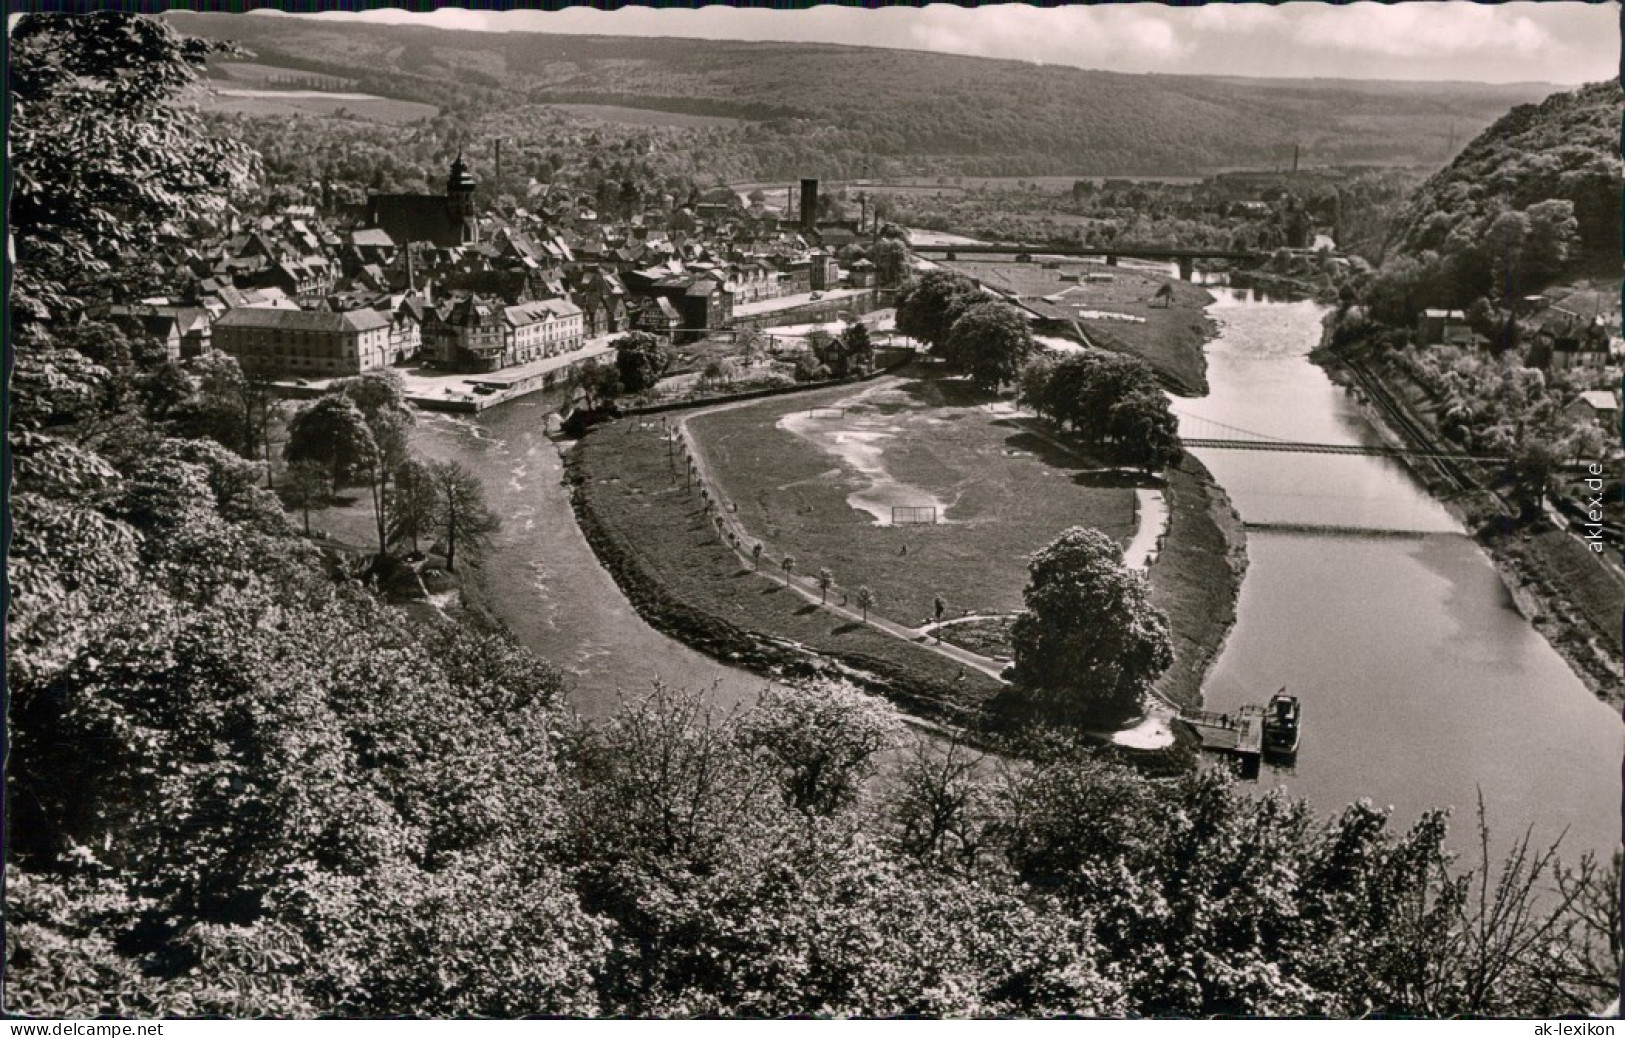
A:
[[908, 241, 1263, 280]]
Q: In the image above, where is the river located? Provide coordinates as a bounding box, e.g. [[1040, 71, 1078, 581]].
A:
[[1179, 286, 1621, 862], [410, 396, 767, 719], [410, 286, 1620, 863]]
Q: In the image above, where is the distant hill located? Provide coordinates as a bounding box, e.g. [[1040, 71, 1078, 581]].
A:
[[167, 12, 1561, 178], [1385, 80, 1623, 269]]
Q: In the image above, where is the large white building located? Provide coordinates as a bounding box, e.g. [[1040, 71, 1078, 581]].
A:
[[214, 307, 393, 377]]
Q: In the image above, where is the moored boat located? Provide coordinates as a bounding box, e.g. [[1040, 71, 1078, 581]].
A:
[[1262, 689, 1301, 757]]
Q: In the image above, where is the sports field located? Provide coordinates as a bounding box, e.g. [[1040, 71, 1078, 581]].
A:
[[686, 366, 1142, 629]]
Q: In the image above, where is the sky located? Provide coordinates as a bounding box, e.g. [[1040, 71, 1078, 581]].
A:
[[271, 2, 1620, 85]]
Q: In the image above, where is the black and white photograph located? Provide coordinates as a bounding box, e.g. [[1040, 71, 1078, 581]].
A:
[[5, 0, 1623, 1022]]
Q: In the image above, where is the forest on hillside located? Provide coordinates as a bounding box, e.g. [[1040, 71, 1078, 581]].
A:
[[169, 12, 1555, 179], [1362, 79, 1622, 320], [1385, 79, 1623, 270]]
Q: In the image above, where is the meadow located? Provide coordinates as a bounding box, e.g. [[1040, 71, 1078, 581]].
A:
[[685, 365, 1140, 628]]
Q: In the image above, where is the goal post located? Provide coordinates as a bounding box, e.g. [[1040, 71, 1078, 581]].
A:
[[891, 505, 938, 525]]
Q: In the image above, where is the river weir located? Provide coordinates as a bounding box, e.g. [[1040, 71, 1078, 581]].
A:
[[1179, 286, 1621, 861]]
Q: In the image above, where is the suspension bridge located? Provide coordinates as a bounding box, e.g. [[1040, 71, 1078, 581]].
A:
[[1173, 411, 1506, 462]]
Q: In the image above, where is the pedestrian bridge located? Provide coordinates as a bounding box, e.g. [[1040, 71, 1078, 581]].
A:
[[1175, 411, 1504, 462]]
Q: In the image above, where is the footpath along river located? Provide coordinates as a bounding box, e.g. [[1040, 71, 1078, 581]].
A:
[[1178, 285, 1621, 861], [409, 285, 1619, 862]]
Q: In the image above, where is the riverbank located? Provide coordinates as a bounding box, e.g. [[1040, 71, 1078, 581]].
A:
[[1146, 455, 1249, 712], [1313, 340, 1623, 706]]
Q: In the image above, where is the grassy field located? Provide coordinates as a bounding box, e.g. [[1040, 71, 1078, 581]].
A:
[[571, 416, 1007, 725], [941, 260, 1216, 393], [936, 616, 1016, 659], [686, 366, 1140, 630], [201, 91, 438, 124]]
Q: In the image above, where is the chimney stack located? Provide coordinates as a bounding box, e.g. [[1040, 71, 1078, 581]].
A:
[[799, 178, 819, 232]]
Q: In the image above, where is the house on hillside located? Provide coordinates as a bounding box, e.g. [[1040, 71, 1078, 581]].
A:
[[1416, 308, 1468, 347], [1566, 389, 1620, 432]]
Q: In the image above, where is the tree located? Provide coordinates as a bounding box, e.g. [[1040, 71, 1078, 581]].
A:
[[1009, 527, 1173, 719], [734, 681, 903, 817], [571, 359, 624, 412], [817, 568, 835, 605], [430, 460, 501, 571], [283, 460, 330, 536], [330, 374, 415, 555], [870, 239, 909, 287], [792, 354, 831, 383], [1107, 390, 1184, 474], [944, 300, 1036, 391], [283, 395, 375, 491], [895, 270, 979, 352], [613, 331, 671, 394], [841, 322, 876, 376], [9, 12, 257, 327], [856, 585, 875, 622], [388, 458, 439, 555]]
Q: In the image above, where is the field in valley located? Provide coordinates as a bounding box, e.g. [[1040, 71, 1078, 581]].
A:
[[685, 366, 1141, 628], [940, 259, 1218, 393]]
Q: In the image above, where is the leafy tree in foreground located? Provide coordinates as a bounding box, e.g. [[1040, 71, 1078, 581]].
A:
[[1009, 526, 1172, 718], [8, 11, 257, 326], [735, 681, 903, 817], [894, 270, 979, 352], [1107, 390, 1184, 474]]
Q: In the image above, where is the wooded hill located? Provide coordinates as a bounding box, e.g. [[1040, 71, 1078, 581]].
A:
[[1384, 79, 1623, 271], [168, 12, 1558, 178]]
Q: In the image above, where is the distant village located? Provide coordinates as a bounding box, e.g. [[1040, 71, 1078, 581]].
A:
[[102, 159, 896, 396]]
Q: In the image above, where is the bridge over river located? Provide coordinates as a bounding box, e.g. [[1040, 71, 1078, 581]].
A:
[[908, 240, 1262, 279], [1174, 410, 1505, 462]]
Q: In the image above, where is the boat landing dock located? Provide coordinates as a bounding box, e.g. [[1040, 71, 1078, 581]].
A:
[[1181, 705, 1265, 759]]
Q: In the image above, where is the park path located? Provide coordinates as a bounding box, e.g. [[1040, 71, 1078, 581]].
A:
[[659, 380, 1010, 683]]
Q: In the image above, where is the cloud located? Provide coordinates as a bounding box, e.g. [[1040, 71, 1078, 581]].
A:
[[902, 5, 1191, 67], [1290, 2, 1552, 59]]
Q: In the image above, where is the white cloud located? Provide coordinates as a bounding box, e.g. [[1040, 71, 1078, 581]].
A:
[[903, 5, 1190, 66], [1291, 2, 1552, 59]]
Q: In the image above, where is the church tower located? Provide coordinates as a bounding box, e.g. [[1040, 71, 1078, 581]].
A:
[[446, 150, 480, 244]]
